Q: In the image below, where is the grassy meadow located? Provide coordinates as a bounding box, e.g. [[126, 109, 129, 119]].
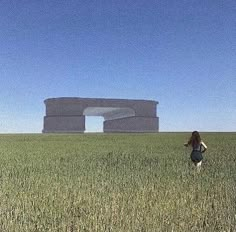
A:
[[0, 133, 235, 231]]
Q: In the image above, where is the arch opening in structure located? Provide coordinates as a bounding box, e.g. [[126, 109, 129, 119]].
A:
[[83, 107, 135, 132], [85, 116, 104, 133]]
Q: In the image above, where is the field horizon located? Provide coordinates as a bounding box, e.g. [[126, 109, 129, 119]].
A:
[[0, 132, 235, 231]]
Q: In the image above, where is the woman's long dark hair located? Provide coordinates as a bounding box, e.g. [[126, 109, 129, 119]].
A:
[[188, 131, 201, 148]]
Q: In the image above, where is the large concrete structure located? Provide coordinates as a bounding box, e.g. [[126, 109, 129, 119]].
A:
[[43, 97, 159, 133]]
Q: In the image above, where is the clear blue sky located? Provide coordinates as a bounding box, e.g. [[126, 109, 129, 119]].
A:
[[0, 0, 235, 133]]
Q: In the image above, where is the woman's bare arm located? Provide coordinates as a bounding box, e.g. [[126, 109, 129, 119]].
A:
[[201, 141, 207, 153]]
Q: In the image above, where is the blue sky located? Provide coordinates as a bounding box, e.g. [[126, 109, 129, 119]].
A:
[[0, 0, 235, 133]]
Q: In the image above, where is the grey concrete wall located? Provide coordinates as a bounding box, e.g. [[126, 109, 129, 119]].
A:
[[103, 116, 159, 132], [44, 98, 157, 117], [43, 116, 85, 133], [43, 97, 159, 133], [45, 100, 84, 116]]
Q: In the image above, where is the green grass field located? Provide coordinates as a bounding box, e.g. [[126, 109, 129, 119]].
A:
[[0, 133, 235, 231]]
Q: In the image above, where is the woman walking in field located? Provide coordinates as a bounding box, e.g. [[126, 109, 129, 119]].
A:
[[184, 131, 207, 171]]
